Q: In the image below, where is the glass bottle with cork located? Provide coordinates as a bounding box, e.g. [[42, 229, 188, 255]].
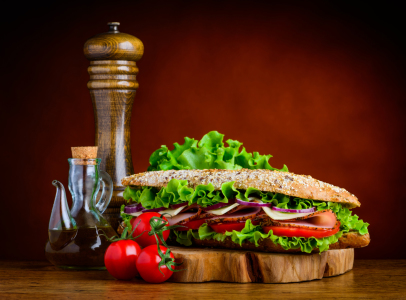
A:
[[45, 146, 117, 269]]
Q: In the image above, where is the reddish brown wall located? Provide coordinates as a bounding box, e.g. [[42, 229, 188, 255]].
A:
[[1, 1, 405, 260]]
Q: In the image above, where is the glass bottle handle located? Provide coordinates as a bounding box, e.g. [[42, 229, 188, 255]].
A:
[[95, 170, 113, 214]]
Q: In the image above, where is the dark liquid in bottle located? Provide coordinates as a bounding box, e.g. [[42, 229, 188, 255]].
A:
[[45, 226, 117, 270]]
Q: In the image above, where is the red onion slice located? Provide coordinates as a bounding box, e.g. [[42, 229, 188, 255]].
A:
[[124, 203, 144, 214], [142, 207, 166, 213], [271, 206, 316, 213], [139, 203, 188, 213], [236, 198, 272, 207], [205, 199, 236, 210]]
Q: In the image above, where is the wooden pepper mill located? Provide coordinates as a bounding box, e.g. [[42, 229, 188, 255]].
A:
[[83, 22, 144, 230]]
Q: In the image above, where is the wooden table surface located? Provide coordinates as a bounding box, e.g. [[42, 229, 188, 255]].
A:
[[1, 260, 405, 299]]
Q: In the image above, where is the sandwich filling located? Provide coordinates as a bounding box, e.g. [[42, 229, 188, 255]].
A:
[[121, 179, 369, 253]]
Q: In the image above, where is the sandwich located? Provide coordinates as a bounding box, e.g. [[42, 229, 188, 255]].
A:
[[119, 131, 370, 253]]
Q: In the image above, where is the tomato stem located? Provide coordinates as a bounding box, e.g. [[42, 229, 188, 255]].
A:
[[154, 233, 185, 276], [148, 216, 186, 247], [100, 221, 146, 243], [146, 215, 185, 276]]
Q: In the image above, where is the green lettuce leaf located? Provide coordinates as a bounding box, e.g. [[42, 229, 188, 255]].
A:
[[124, 179, 228, 209], [124, 179, 276, 208], [120, 204, 133, 232], [171, 220, 343, 253], [147, 131, 288, 172]]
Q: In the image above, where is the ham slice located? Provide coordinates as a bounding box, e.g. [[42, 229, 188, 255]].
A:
[[279, 210, 337, 228], [259, 210, 339, 230], [199, 200, 263, 219], [180, 203, 200, 213], [206, 207, 261, 224], [165, 204, 202, 225], [199, 204, 257, 220], [166, 211, 201, 226]]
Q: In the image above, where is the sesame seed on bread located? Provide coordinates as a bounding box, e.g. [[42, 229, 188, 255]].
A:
[[121, 169, 360, 208]]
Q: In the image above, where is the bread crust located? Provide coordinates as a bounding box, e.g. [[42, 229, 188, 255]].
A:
[[172, 232, 370, 253], [328, 232, 371, 250], [122, 169, 360, 208]]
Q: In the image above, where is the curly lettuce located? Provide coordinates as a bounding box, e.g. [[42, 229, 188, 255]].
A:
[[120, 204, 134, 232], [124, 179, 287, 209], [171, 220, 343, 253], [172, 220, 346, 253], [147, 131, 289, 172]]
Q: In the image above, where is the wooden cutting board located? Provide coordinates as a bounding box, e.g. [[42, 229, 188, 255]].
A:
[[168, 246, 354, 283]]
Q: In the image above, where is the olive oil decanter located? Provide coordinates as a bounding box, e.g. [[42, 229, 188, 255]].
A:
[[45, 147, 116, 269]]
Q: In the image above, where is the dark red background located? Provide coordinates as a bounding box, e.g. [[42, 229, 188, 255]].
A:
[[1, 0, 405, 260]]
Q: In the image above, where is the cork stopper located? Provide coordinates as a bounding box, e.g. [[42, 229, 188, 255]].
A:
[[71, 146, 98, 159], [71, 147, 98, 165]]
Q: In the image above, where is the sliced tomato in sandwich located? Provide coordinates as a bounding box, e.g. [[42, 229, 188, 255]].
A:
[[210, 220, 260, 234], [176, 218, 208, 231], [263, 222, 340, 239]]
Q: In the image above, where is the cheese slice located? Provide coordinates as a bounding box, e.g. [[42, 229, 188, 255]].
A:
[[262, 206, 314, 220], [206, 203, 239, 215], [128, 205, 187, 218], [159, 205, 187, 217], [128, 211, 143, 217]]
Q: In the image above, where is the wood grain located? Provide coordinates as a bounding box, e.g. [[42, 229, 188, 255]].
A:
[[168, 247, 353, 283], [0, 260, 405, 299], [84, 23, 144, 230], [84, 23, 143, 61], [323, 248, 354, 277]]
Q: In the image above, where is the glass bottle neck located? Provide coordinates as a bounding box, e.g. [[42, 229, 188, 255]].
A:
[[68, 159, 102, 216]]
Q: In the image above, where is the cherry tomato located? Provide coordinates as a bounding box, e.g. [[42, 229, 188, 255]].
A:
[[136, 245, 174, 283], [176, 218, 207, 231], [209, 220, 259, 234], [131, 212, 170, 248], [262, 223, 340, 239], [104, 240, 141, 280]]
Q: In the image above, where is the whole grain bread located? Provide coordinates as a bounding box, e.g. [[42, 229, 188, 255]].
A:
[[171, 232, 370, 253], [122, 169, 360, 208]]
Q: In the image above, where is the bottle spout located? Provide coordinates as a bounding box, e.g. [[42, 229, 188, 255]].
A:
[[49, 180, 76, 230]]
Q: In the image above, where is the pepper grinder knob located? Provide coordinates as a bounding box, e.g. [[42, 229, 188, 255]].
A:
[[107, 22, 120, 32], [84, 22, 143, 61]]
